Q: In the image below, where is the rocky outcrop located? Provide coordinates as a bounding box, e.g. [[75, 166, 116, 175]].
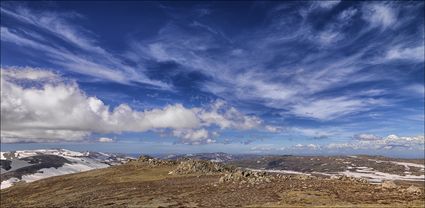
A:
[[381, 180, 398, 190], [169, 159, 233, 175], [404, 185, 422, 195], [219, 169, 274, 185], [135, 155, 176, 167], [169, 160, 275, 185]]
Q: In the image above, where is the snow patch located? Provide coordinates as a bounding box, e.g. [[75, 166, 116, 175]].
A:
[[21, 160, 108, 183], [0, 178, 20, 189], [390, 161, 424, 169], [249, 168, 311, 175], [339, 170, 424, 183]]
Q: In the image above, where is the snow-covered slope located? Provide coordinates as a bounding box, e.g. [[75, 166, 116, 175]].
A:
[[1, 149, 86, 159], [0, 149, 133, 189]]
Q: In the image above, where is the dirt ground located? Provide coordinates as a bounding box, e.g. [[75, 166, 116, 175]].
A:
[[1, 161, 424, 208]]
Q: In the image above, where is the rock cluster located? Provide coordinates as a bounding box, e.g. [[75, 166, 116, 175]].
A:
[[404, 185, 422, 195], [169, 159, 232, 175], [381, 180, 398, 190], [376, 180, 423, 195], [135, 155, 176, 167], [219, 169, 274, 185], [293, 174, 315, 180], [169, 160, 276, 185], [330, 175, 368, 183], [137, 155, 154, 161]]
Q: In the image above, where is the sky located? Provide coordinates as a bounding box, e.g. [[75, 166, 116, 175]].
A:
[[1, 1, 424, 157]]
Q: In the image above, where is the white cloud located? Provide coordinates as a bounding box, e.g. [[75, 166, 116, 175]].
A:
[[294, 144, 320, 150], [1, 130, 90, 143], [1, 26, 131, 85], [315, 1, 341, 10], [404, 84, 425, 96], [172, 128, 215, 144], [1, 68, 197, 142], [1, 67, 58, 80], [264, 125, 281, 133], [293, 143, 320, 150], [318, 30, 343, 45], [315, 7, 358, 47], [97, 137, 114, 143], [291, 97, 386, 120], [250, 134, 424, 153], [3, 3, 419, 128], [196, 99, 263, 130], [1, 68, 266, 143], [385, 46, 424, 62], [125, 12, 403, 121], [362, 3, 396, 29], [1, 7, 169, 88], [338, 7, 358, 22], [353, 133, 381, 141], [168, 99, 272, 144], [386, 134, 424, 144], [327, 134, 424, 150]]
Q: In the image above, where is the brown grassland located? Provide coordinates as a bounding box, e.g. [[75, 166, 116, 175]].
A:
[[1, 160, 424, 208]]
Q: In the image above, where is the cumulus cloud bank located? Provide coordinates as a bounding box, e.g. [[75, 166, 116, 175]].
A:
[[0, 67, 268, 143]]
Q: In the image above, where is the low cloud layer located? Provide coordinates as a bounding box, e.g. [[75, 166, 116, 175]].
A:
[[327, 134, 425, 150], [251, 134, 424, 153], [300, 134, 424, 151], [1, 68, 269, 144], [353, 133, 382, 141], [97, 137, 114, 143]]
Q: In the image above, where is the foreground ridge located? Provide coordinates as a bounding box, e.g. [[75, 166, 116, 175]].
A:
[[1, 155, 424, 207]]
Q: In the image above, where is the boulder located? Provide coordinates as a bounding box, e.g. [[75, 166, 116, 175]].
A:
[[381, 181, 398, 189], [405, 185, 422, 195]]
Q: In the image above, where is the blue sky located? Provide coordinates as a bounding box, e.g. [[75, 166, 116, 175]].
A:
[[1, 1, 424, 157]]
